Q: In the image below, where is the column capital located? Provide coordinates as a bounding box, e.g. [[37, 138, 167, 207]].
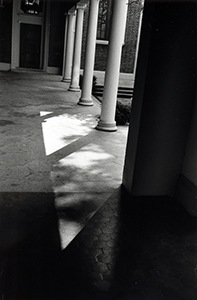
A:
[[68, 7, 76, 15], [77, 0, 89, 6], [76, 3, 87, 10]]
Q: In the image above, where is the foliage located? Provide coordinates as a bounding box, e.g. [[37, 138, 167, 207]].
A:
[[79, 75, 97, 92], [115, 100, 131, 125]]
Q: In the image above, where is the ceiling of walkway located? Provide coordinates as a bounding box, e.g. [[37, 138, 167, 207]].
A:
[[64, 0, 88, 9], [66, 0, 79, 5]]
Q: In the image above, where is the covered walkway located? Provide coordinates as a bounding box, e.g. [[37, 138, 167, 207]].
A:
[[0, 70, 128, 299], [1, 71, 197, 300], [0, 70, 128, 248]]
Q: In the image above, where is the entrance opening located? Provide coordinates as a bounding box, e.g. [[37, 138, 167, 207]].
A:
[[19, 23, 42, 69]]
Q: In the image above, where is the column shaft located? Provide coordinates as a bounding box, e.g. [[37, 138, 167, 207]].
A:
[[62, 13, 68, 78], [69, 4, 86, 92], [78, 0, 100, 106], [96, 0, 128, 131], [62, 8, 76, 83]]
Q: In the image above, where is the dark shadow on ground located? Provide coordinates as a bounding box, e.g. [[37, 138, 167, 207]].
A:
[[0, 192, 61, 300], [56, 187, 197, 300], [109, 193, 197, 300]]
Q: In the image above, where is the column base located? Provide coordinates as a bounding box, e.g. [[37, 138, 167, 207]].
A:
[[96, 120, 117, 132], [62, 77, 71, 83], [78, 97, 93, 106], [68, 85, 81, 92]]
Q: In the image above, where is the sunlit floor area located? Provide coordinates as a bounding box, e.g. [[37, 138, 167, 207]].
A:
[[0, 70, 128, 249], [1, 71, 197, 300], [0, 70, 128, 298]]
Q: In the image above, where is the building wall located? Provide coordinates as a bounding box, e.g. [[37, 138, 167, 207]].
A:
[[0, 0, 141, 74], [0, 0, 12, 64], [121, 1, 142, 73], [48, 1, 68, 71], [81, 0, 142, 73]]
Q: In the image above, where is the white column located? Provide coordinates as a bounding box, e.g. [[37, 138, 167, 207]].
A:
[[62, 8, 76, 83], [69, 3, 86, 92], [96, 0, 128, 131], [78, 0, 100, 106]]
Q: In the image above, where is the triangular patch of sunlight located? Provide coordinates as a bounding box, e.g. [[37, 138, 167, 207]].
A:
[[58, 143, 113, 169], [58, 219, 88, 249], [41, 113, 96, 155], [40, 111, 52, 117], [52, 143, 115, 248]]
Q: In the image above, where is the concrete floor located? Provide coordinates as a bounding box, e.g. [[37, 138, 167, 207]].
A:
[[1, 71, 197, 300], [0, 70, 128, 299], [0, 70, 129, 248]]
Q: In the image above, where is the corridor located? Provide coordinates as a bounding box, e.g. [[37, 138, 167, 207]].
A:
[[0, 70, 128, 299], [1, 71, 197, 300]]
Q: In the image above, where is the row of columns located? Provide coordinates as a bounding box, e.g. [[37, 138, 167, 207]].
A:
[[62, 0, 128, 132]]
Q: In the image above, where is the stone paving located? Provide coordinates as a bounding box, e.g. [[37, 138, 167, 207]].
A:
[[0, 70, 128, 249], [0, 70, 129, 299], [58, 188, 197, 300]]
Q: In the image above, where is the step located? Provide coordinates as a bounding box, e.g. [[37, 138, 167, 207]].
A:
[[94, 84, 133, 90], [94, 89, 133, 95], [94, 85, 133, 92], [93, 85, 133, 98], [93, 90, 133, 99]]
